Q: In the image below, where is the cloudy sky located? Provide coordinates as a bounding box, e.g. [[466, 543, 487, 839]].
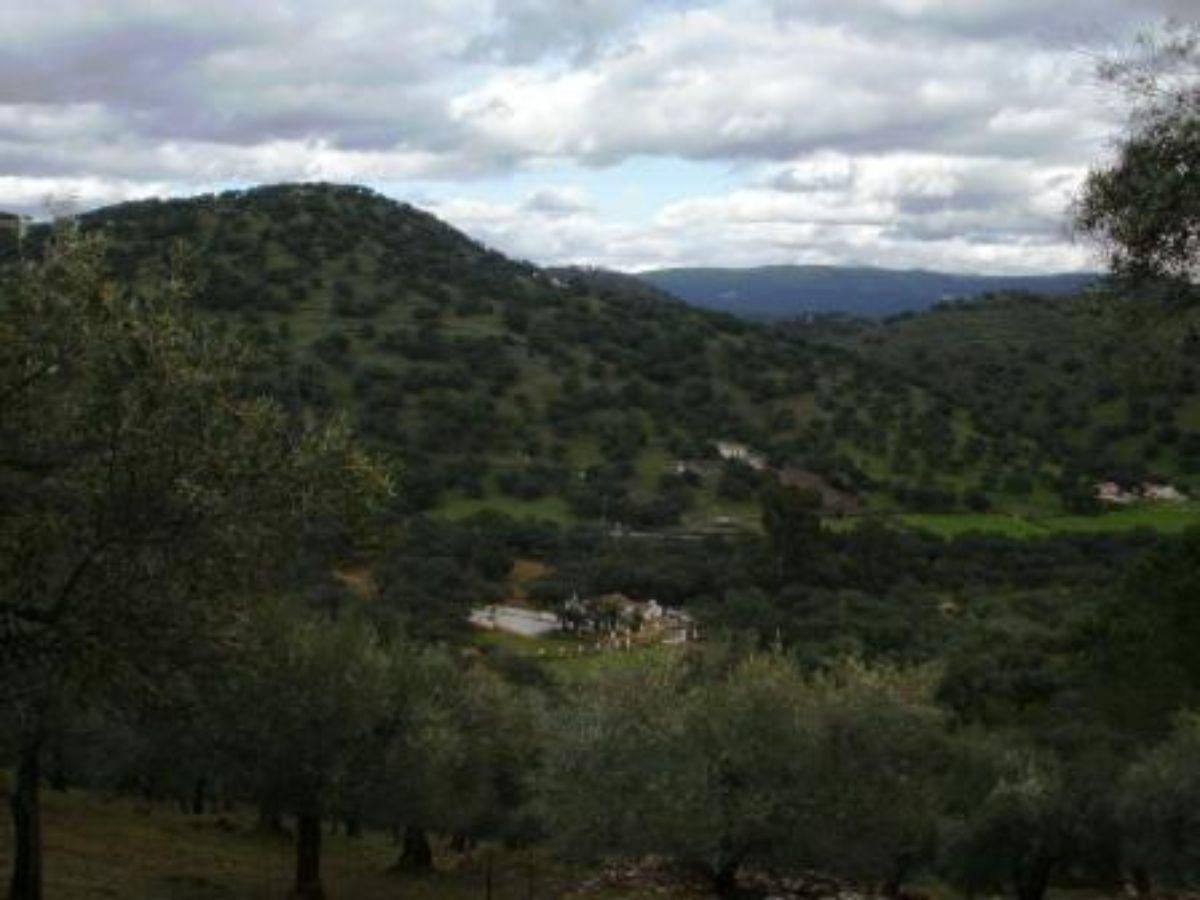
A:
[[2, 0, 1190, 273]]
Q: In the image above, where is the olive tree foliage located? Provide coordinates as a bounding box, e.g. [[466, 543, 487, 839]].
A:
[[942, 748, 1076, 900], [0, 228, 389, 900], [424, 663, 545, 849], [538, 658, 712, 876], [941, 731, 1125, 900], [1087, 527, 1200, 741], [1075, 21, 1200, 286], [218, 609, 411, 900], [538, 652, 949, 897], [219, 607, 545, 898], [363, 656, 546, 873], [1, 227, 388, 700], [802, 662, 951, 894], [1118, 713, 1200, 890]]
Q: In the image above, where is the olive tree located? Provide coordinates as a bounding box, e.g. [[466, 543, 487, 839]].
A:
[[219, 610, 404, 900], [426, 664, 544, 853], [0, 230, 388, 900], [539, 652, 950, 897], [802, 661, 951, 895], [1118, 713, 1200, 892], [941, 733, 1124, 900]]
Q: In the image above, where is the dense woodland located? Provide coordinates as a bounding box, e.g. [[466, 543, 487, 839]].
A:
[[4, 21, 1200, 900]]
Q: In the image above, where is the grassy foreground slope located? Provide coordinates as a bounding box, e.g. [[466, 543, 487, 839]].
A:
[[0, 785, 646, 900], [16, 183, 1050, 524]]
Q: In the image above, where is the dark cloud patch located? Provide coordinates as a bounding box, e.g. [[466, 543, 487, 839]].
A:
[[769, 0, 1164, 43], [522, 187, 594, 216], [463, 0, 695, 64]]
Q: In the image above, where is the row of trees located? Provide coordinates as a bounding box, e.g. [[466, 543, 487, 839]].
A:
[[541, 648, 1200, 900], [28, 595, 1200, 900]]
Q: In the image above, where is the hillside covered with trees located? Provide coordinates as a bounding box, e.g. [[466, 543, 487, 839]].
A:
[[6, 183, 1055, 527], [795, 286, 1200, 502]]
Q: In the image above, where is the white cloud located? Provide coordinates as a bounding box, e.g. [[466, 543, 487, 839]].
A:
[[0, 175, 178, 217], [426, 152, 1096, 275], [0, 0, 1175, 270]]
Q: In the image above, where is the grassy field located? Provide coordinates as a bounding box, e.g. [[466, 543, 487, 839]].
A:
[[900, 504, 1200, 539], [0, 787, 679, 900], [435, 493, 1200, 540], [1040, 505, 1200, 534], [898, 513, 1049, 539], [437, 494, 576, 524]]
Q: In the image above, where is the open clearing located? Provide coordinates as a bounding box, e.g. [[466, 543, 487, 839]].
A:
[[900, 504, 1200, 539]]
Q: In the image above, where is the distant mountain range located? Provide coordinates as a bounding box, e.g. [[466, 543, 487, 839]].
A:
[[635, 265, 1099, 319]]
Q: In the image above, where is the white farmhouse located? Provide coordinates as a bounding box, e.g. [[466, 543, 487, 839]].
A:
[[715, 440, 767, 471], [1095, 482, 1135, 504], [1143, 483, 1188, 502]]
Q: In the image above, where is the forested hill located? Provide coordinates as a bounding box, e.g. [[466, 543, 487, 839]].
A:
[[18, 183, 1054, 525], [637, 264, 1097, 319], [797, 289, 1200, 493]]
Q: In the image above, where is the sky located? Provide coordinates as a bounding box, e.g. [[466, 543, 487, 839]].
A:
[[1, 0, 1191, 274]]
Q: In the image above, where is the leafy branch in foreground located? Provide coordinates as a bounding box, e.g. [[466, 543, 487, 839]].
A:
[[1075, 21, 1200, 286]]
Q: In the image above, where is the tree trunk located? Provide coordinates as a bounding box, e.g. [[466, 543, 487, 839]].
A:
[[711, 861, 740, 898], [257, 799, 286, 835], [292, 813, 324, 900], [1014, 860, 1053, 900], [47, 743, 67, 793], [345, 819, 361, 839], [525, 852, 536, 900], [1132, 865, 1153, 899], [9, 740, 44, 900], [191, 777, 206, 816], [882, 852, 914, 899], [392, 825, 433, 874]]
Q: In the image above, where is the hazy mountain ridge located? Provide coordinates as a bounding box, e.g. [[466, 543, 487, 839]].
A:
[[637, 264, 1098, 319]]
